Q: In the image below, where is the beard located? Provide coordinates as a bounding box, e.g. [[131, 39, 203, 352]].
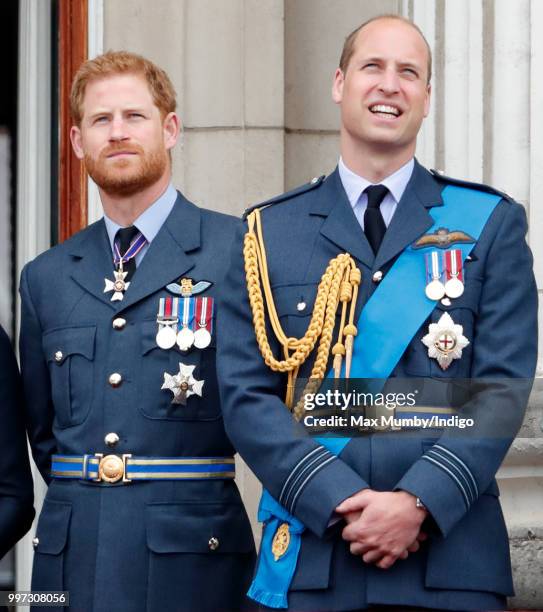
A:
[[84, 143, 169, 197]]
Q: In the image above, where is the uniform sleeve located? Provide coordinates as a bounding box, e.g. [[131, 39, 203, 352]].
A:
[[19, 263, 57, 483], [217, 223, 368, 537], [0, 325, 35, 556], [395, 200, 538, 537]]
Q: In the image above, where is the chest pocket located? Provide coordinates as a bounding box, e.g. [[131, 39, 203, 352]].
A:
[[273, 283, 319, 338], [138, 319, 220, 421], [42, 325, 96, 428], [400, 278, 482, 378]]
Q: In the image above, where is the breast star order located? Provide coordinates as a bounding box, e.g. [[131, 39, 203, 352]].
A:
[[161, 363, 204, 405], [104, 269, 130, 301], [421, 311, 469, 371]]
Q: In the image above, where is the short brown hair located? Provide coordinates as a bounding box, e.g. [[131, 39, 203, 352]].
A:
[[339, 14, 432, 83], [70, 50, 177, 126]]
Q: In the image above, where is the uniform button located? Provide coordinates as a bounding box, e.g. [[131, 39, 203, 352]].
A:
[[296, 301, 307, 312], [310, 177, 319, 184], [441, 297, 452, 306], [32, 537, 39, 549], [372, 271, 383, 283], [54, 351, 63, 362], [108, 373, 122, 387], [112, 317, 126, 330], [208, 537, 220, 551], [104, 432, 120, 447]]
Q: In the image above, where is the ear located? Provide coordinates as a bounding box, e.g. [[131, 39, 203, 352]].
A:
[[163, 112, 180, 150], [70, 126, 84, 160], [332, 68, 345, 105], [423, 83, 431, 118]]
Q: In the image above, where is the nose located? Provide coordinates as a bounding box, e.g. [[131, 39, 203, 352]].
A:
[[378, 67, 400, 95], [109, 116, 129, 141]]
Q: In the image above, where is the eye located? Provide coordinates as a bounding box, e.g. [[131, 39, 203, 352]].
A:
[[362, 62, 379, 70], [128, 112, 145, 119], [93, 115, 109, 124], [401, 68, 418, 79]]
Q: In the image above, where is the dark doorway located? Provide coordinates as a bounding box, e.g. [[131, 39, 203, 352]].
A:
[[0, 0, 19, 591], [0, 0, 18, 343]]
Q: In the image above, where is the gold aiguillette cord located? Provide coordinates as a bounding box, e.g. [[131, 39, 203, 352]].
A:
[[243, 208, 361, 421]]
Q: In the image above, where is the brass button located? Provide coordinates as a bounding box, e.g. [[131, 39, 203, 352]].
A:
[[296, 301, 307, 312], [208, 536, 219, 551], [112, 317, 126, 330], [54, 351, 63, 362], [372, 271, 383, 283], [32, 537, 39, 549], [310, 177, 319, 184], [108, 373, 122, 387], [104, 432, 120, 447]]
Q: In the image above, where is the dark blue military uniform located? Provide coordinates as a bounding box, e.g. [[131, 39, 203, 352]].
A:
[[0, 324, 34, 558], [217, 161, 537, 611], [19, 193, 255, 611]]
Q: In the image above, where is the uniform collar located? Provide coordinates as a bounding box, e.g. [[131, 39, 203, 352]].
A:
[[103, 182, 178, 252], [338, 156, 415, 208]]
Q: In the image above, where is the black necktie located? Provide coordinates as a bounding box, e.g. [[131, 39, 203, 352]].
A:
[[363, 184, 388, 254], [115, 225, 139, 282]]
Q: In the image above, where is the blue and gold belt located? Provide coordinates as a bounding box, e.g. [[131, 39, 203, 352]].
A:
[[51, 454, 235, 484]]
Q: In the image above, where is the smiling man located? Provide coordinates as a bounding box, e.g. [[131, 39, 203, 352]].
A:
[[218, 15, 537, 612], [19, 51, 254, 611]]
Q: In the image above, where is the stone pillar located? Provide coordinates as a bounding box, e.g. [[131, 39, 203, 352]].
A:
[[409, 0, 543, 606]]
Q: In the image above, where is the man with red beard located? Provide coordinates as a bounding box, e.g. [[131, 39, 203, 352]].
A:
[[19, 51, 254, 611]]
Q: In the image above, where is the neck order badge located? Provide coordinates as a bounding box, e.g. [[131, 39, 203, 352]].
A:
[[104, 229, 147, 301]]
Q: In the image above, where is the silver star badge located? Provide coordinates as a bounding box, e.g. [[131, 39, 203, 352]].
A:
[[104, 269, 130, 301], [161, 363, 204, 405], [421, 311, 469, 371]]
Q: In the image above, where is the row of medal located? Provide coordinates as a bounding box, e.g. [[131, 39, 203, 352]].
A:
[[156, 296, 214, 351], [424, 248, 465, 301]]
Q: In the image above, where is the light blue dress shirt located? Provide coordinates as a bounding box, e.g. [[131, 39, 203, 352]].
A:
[[338, 157, 414, 230], [103, 182, 178, 266]]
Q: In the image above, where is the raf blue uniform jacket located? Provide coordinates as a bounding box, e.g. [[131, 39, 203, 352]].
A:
[[217, 161, 538, 611], [0, 325, 34, 558], [19, 193, 255, 612]]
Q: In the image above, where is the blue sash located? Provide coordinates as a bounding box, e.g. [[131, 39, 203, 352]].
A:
[[248, 185, 501, 608]]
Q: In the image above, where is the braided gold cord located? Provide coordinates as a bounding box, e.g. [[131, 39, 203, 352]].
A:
[[244, 208, 361, 419]]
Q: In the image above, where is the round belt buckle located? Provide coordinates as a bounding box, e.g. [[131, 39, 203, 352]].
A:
[[98, 454, 124, 483]]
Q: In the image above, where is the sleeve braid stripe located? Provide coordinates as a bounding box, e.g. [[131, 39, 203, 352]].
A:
[[279, 446, 324, 503], [426, 449, 476, 504], [433, 444, 479, 497], [281, 449, 334, 509], [289, 456, 338, 514], [421, 455, 471, 509]]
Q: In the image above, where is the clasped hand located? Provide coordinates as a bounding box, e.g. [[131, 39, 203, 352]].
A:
[[335, 489, 428, 570]]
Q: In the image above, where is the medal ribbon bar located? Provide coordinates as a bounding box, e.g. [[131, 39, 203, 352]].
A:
[[113, 231, 147, 266]]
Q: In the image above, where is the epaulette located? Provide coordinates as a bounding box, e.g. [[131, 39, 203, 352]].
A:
[[430, 169, 516, 203], [243, 175, 326, 220]]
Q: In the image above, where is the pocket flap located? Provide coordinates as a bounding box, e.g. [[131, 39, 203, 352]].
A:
[[42, 326, 96, 363], [271, 284, 318, 317], [433, 278, 482, 315], [35, 500, 72, 555], [146, 502, 254, 554], [289, 529, 334, 590]]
